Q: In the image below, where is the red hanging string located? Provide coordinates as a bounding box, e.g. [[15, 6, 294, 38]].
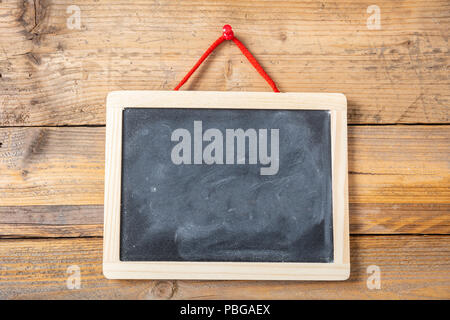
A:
[[174, 25, 280, 92]]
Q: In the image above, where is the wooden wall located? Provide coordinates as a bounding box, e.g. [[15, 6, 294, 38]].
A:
[[0, 0, 448, 299]]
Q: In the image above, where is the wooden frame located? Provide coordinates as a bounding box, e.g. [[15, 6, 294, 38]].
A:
[[103, 91, 349, 280]]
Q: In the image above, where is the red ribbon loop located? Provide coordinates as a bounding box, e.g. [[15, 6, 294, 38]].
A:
[[174, 25, 280, 92]]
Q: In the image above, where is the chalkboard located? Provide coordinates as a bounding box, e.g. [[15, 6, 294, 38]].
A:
[[103, 91, 349, 280], [120, 108, 333, 263]]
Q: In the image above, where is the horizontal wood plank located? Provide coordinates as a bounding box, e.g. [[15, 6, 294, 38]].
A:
[[0, 236, 448, 299], [1, 0, 448, 125], [0, 125, 448, 237], [0, 205, 102, 238], [1, 203, 449, 238]]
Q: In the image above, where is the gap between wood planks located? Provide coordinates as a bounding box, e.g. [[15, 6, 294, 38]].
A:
[[3, 234, 450, 240], [0, 123, 449, 129]]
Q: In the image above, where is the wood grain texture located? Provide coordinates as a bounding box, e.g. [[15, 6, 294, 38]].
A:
[[1, 0, 449, 126], [0, 236, 448, 299], [0, 205, 103, 238], [0, 125, 448, 237], [0, 127, 105, 206]]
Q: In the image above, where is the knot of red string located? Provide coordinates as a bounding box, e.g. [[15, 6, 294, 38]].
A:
[[174, 25, 280, 92]]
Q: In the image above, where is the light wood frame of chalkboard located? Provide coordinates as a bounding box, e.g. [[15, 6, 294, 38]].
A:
[[103, 91, 349, 280]]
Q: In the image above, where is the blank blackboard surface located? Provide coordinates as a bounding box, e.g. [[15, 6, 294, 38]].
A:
[[120, 108, 333, 263]]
